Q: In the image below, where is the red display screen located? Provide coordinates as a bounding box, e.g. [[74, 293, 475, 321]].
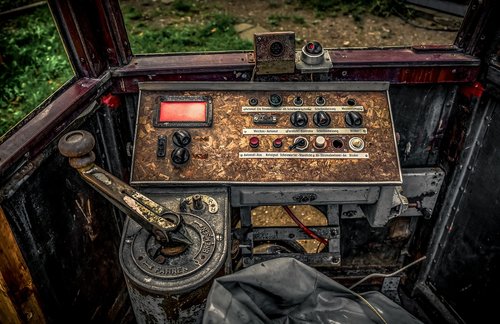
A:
[[158, 101, 207, 122]]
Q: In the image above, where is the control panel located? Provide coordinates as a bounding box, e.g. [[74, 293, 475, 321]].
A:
[[131, 82, 401, 185]]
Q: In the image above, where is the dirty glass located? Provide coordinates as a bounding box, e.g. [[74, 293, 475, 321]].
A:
[[0, 2, 74, 136], [120, 0, 466, 54]]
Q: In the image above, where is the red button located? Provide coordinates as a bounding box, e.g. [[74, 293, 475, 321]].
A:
[[249, 137, 259, 148], [273, 138, 283, 148]]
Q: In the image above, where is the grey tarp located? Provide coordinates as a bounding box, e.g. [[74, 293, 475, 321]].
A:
[[203, 258, 422, 324]]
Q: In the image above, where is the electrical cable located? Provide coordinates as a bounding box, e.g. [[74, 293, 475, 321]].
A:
[[351, 292, 388, 324], [282, 206, 328, 246], [349, 256, 427, 290]]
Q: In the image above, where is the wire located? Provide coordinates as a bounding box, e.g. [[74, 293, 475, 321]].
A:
[[352, 292, 388, 324], [349, 256, 427, 290], [282, 206, 328, 246], [315, 242, 325, 253]]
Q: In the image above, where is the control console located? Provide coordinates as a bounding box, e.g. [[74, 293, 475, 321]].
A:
[[132, 82, 401, 185]]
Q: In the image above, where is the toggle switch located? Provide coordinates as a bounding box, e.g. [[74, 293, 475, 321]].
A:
[[156, 135, 167, 158], [289, 136, 309, 151]]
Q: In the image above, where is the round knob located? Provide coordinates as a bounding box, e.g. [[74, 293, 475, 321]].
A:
[[172, 130, 191, 147], [58, 130, 95, 158], [171, 148, 190, 165], [269, 94, 282, 107], [290, 111, 308, 127], [345, 111, 363, 127], [313, 111, 331, 127]]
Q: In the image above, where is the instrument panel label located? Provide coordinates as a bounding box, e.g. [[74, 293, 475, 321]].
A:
[[242, 106, 364, 112], [239, 152, 369, 159], [243, 128, 367, 135]]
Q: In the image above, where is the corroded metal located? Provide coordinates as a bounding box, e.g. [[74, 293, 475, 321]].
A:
[[254, 32, 296, 75], [120, 189, 230, 323], [80, 165, 192, 245], [132, 83, 401, 184], [58, 130, 191, 245]]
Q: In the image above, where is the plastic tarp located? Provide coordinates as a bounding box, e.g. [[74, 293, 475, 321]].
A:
[[203, 258, 422, 324]]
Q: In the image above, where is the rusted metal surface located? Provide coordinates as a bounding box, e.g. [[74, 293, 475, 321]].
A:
[[254, 32, 296, 75], [110, 48, 480, 93], [120, 188, 229, 322], [0, 76, 110, 180], [131, 84, 400, 184], [126, 274, 213, 323], [454, 0, 498, 56], [2, 149, 131, 321], [58, 130, 191, 245], [0, 207, 46, 323]]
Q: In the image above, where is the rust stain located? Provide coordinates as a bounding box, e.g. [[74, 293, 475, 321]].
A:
[[132, 89, 400, 183], [75, 198, 97, 241]]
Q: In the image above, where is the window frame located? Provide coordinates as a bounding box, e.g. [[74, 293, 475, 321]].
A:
[[0, 0, 494, 178]]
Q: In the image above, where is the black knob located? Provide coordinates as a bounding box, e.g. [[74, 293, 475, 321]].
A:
[[58, 130, 95, 158], [290, 111, 308, 127], [345, 111, 363, 127], [172, 130, 191, 147], [269, 94, 282, 107], [171, 148, 190, 165], [313, 111, 331, 127]]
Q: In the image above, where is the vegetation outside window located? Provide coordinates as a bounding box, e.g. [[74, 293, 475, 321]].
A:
[[120, 0, 464, 54], [0, 2, 74, 136]]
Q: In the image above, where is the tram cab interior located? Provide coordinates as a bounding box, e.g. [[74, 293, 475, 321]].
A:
[[0, 0, 499, 323]]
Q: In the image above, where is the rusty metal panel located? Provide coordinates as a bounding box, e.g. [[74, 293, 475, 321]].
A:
[[254, 32, 295, 75], [110, 49, 480, 93], [131, 82, 401, 184]]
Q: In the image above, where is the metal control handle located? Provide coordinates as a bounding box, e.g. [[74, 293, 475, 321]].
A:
[[58, 130, 191, 245]]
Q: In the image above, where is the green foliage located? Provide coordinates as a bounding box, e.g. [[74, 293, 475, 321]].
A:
[[123, 6, 143, 20], [0, 7, 73, 135], [127, 14, 252, 53], [299, 0, 409, 20]]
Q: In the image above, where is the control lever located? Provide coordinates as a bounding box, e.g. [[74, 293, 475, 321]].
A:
[[289, 138, 306, 150], [58, 130, 192, 246]]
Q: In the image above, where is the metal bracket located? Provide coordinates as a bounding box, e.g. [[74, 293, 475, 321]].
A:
[[295, 51, 333, 73], [240, 204, 341, 268], [381, 276, 401, 304]]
